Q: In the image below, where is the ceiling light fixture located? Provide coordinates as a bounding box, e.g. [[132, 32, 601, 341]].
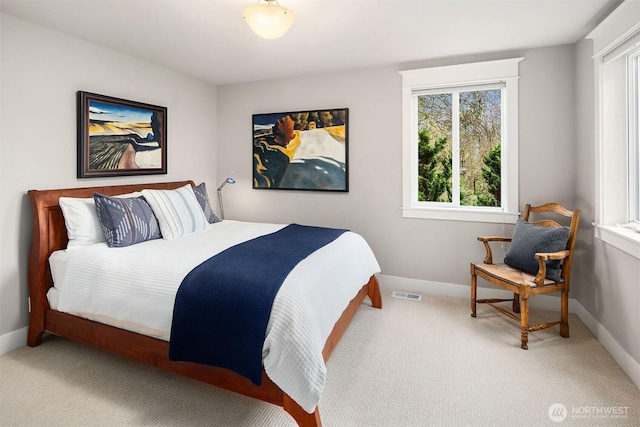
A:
[[243, 0, 295, 39]]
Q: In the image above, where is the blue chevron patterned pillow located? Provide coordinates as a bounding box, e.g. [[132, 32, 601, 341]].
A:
[[193, 182, 221, 224], [94, 193, 161, 247]]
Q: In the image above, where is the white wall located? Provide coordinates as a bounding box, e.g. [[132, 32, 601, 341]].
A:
[[0, 14, 218, 340], [217, 45, 577, 287], [573, 37, 640, 370]]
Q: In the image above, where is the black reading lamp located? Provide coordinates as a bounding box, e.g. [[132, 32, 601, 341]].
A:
[[216, 177, 235, 219]]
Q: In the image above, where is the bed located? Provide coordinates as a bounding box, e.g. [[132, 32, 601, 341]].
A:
[[27, 180, 382, 427]]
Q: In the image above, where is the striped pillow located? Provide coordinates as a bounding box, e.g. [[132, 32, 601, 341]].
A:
[[142, 184, 208, 240], [93, 193, 161, 247]]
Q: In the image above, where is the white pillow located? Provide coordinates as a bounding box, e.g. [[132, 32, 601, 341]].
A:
[[59, 192, 142, 250], [141, 184, 208, 240]]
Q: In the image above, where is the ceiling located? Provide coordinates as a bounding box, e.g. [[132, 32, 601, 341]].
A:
[[0, 0, 621, 86]]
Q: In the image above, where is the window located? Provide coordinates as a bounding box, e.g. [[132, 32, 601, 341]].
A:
[[588, 0, 640, 259], [400, 58, 522, 223], [630, 50, 640, 223], [415, 84, 503, 207]]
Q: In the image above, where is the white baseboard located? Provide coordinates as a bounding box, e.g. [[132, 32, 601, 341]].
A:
[[377, 274, 640, 389], [570, 300, 640, 388], [0, 326, 28, 356], [377, 274, 566, 312]]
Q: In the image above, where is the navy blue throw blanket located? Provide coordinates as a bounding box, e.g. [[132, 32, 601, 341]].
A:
[[168, 224, 348, 386]]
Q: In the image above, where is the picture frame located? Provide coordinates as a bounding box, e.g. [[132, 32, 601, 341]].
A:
[[252, 108, 349, 192], [77, 91, 167, 178]]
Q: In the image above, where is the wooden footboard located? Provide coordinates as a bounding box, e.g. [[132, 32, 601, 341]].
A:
[[27, 181, 382, 427]]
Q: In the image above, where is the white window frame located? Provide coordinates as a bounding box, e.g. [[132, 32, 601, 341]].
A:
[[629, 52, 640, 223], [400, 58, 522, 223], [587, 0, 640, 259]]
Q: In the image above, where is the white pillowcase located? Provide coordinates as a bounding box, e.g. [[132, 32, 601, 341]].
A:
[[59, 192, 142, 250], [141, 184, 208, 240]]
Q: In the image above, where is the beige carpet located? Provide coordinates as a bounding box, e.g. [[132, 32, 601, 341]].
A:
[[1, 291, 638, 426]]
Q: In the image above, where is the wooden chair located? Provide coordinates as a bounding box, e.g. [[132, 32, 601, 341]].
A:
[[470, 203, 580, 349]]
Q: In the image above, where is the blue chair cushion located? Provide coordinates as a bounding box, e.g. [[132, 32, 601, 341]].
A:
[[504, 218, 570, 282]]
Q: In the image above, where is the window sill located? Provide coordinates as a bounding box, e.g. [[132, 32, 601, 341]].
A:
[[402, 206, 520, 224], [594, 224, 640, 259]]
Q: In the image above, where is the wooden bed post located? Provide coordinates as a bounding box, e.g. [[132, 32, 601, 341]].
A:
[[283, 394, 322, 427], [27, 190, 55, 347], [367, 276, 383, 309]]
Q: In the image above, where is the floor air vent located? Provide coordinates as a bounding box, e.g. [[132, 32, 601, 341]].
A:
[[391, 291, 422, 301]]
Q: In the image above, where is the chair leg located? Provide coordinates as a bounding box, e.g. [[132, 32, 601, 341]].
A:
[[520, 298, 529, 350], [560, 289, 569, 338], [512, 293, 520, 313], [470, 266, 477, 318]]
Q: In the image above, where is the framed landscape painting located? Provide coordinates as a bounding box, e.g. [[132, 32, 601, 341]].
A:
[[252, 108, 349, 192], [77, 91, 167, 178]]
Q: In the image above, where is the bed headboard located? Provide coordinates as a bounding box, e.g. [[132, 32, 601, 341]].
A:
[[27, 180, 194, 345]]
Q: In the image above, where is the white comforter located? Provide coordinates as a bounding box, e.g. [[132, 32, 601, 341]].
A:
[[49, 220, 380, 413]]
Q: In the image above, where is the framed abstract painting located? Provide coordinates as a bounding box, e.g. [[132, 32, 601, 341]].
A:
[[252, 108, 349, 192], [77, 91, 167, 178]]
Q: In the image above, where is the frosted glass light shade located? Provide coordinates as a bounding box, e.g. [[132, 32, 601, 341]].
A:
[[243, 1, 295, 39]]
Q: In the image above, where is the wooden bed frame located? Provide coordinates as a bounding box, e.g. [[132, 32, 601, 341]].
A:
[[27, 180, 382, 427]]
